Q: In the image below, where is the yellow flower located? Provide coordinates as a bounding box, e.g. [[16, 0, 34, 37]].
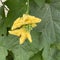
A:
[[11, 14, 41, 30], [9, 28, 32, 44], [9, 14, 41, 44]]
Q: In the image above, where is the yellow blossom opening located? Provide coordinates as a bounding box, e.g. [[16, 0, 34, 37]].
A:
[[9, 14, 41, 44], [9, 28, 32, 44], [11, 14, 41, 30]]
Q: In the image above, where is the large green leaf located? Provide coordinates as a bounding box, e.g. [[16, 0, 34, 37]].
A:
[[0, 30, 42, 60], [30, 0, 60, 60], [12, 45, 33, 60]]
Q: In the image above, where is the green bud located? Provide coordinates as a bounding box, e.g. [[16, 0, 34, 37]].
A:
[[23, 24, 33, 32]]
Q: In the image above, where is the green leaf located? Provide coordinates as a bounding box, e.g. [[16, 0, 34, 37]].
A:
[[34, 0, 45, 8], [0, 46, 7, 60], [12, 45, 33, 60], [30, 50, 43, 60], [51, 49, 60, 60], [50, 42, 60, 50], [55, 50, 60, 60], [30, 0, 60, 60], [42, 46, 56, 60]]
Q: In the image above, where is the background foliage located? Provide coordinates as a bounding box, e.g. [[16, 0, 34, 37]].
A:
[[0, 0, 60, 60]]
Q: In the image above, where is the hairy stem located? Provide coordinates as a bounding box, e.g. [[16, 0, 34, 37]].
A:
[[26, 0, 29, 14]]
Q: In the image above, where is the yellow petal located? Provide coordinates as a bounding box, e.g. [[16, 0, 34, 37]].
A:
[[11, 17, 25, 30], [19, 34, 26, 44], [11, 17, 20, 30], [23, 14, 41, 24], [8, 29, 22, 37], [26, 32, 32, 43], [31, 24, 37, 28], [11, 14, 41, 30]]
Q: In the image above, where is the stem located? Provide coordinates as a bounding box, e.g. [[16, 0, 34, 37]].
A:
[[26, 0, 29, 14]]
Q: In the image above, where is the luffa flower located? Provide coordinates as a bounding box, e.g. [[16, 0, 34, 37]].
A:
[[9, 14, 41, 44]]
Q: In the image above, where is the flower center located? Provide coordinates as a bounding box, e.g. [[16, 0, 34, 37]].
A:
[[23, 24, 33, 32]]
